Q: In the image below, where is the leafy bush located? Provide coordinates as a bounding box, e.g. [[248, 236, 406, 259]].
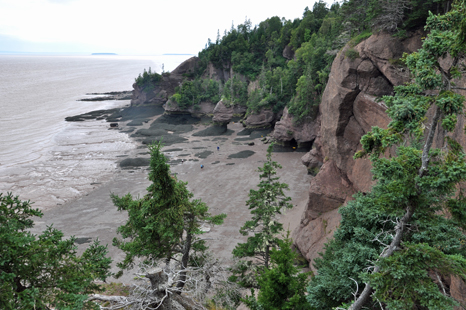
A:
[[0, 193, 111, 309], [171, 78, 221, 109]]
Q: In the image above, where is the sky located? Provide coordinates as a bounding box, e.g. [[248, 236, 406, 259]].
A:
[[0, 0, 337, 55]]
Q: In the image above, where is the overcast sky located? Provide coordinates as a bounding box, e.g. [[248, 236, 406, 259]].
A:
[[0, 0, 337, 55]]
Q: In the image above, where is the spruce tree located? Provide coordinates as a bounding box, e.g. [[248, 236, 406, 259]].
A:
[[0, 193, 111, 309], [307, 3, 466, 309], [112, 142, 226, 288], [232, 143, 293, 286], [243, 234, 312, 310]]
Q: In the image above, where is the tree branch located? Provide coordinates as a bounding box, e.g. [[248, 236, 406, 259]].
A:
[[420, 105, 442, 177], [350, 105, 442, 310]]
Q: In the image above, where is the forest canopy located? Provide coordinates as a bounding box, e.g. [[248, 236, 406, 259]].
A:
[[158, 0, 454, 123]]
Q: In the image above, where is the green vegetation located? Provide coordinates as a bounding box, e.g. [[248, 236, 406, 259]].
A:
[[112, 142, 226, 286], [231, 144, 293, 286], [242, 235, 312, 310], [307, 3, 466, 309], [171, 78, 221, 109], [0, 193, 111, 310], [130, 0, 454, 128], [134, 66, 162, 87], [222, 75, 248, 107], [4, 1, 465, 309], [164, 0, 451, 124], [344, 48, 360, 60]]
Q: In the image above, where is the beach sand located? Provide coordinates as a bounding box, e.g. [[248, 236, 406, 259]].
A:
[[29, 114, 312, 283]]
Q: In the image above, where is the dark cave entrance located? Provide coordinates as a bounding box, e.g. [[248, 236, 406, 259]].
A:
[[273, 138, 312, 152]]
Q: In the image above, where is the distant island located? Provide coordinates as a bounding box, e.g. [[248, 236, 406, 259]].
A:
[[163, 53, 193, 56], [91, 53, 117, 55]]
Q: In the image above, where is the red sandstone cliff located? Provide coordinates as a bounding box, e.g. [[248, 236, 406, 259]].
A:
[[292, 29, 466, 283], [292, 30, 426, 266]]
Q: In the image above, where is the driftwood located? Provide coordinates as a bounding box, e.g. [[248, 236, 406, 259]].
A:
[[88, 255, 240, 310]]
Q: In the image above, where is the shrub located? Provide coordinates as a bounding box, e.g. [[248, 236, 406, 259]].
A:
[[345, 48, 360, 60]]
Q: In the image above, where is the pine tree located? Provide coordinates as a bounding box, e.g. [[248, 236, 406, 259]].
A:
[[243, 234, 312, 310], [0, 193, 111, 309], [112, 142, 226, 289], [307, 3, 466, 309], [231, 143, 293, 286]]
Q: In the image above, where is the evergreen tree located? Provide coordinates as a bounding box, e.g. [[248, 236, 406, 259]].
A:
[[0, 193, 111, 310], [232, 143, 293, 285], [243, 234, 312, 310], [307, 3, 466, 309], [112, 142, 226, 290]]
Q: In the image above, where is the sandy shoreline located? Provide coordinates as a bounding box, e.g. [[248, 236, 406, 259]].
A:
[[29, 112, 312, 283]]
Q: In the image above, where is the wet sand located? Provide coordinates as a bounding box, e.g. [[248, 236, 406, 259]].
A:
[[29, 115, 311, 283]]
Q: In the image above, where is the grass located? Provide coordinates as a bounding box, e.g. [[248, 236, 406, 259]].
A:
[[349, 30, 372, 47], [345, 48, 360, 61]]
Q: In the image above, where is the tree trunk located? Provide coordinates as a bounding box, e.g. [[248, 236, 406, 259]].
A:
[[265, 245, 270, 269], [349, 106, 442, 310], [176, 222, 193, 291]]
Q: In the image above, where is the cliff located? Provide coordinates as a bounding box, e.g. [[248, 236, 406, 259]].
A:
[[128, 29, 465, 272], [292, 27, 466, 278], [131, 56, 200, 106], [292, 30, 424, 266]]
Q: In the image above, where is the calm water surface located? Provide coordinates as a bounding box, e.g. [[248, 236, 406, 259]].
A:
[[0, 54, 189, 209]]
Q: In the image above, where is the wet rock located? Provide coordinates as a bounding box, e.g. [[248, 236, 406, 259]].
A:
[[119, 158, 150, 167], [227, 150, 255, 159]]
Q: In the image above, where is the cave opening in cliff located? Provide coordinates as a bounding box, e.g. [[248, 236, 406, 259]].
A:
[[289, 138, 298, 149], [289, 138, 312, 152]]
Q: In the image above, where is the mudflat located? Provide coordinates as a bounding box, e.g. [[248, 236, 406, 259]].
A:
[[30, 115, 311, 283]]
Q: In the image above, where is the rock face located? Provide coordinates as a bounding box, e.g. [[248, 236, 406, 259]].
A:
[[212, 100, 247, 124], [282, 44, 294, 60], [293, 30, 427, 268], [202, 62, 232, 81], [272, 107, 320, 150], [243, 109, 277, 128], [163, 100, 216, 116], [131, 57, 200, 106]]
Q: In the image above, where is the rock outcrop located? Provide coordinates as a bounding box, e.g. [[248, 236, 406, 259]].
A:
[[131, 57, 200, 106], [212, 100, 247, 125], [163, 100, 216, 116], [202, 62, 232, 82], [293, 30, 427, 268], [243, 109, 277, 129], [282, 44, 294, 60], [272, 107, 320, 151]]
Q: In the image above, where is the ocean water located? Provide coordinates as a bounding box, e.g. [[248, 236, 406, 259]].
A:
[[0, 54, 190, 209]]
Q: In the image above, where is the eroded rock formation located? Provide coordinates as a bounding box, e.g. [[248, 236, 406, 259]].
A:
[[164, 100, 216, 116], [272, 107, 320, 151], [131, 56, 200, 106], [292, 30, 427, 268]]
